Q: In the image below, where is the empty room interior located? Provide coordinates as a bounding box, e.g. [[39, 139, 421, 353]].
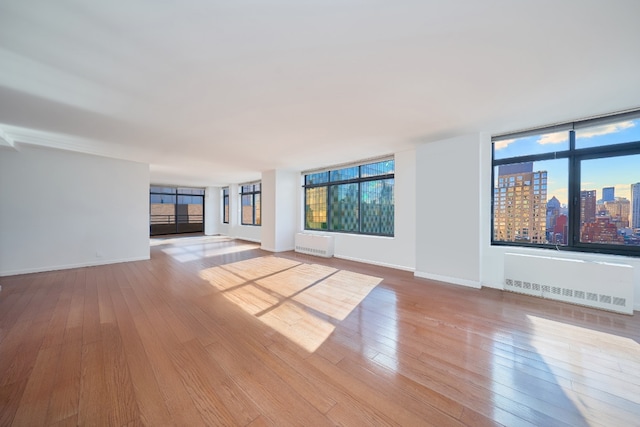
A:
[[2, 1, 640, 426]]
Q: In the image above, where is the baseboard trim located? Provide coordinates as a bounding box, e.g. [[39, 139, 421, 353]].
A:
[[334, 254, 415, 272], [261, 245, 295, 253], [414, 271, 481, 289], [0, 255, 151, 277]]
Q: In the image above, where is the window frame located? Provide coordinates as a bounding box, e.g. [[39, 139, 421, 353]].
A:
[[491, 110, 640, 257], [149, 186, 205, 235], [240, 182, 261, 226], [222, 187, 229, 224], [303, 158, 395, 237]]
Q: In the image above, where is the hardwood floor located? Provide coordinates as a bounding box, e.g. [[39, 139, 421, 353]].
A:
[[1, 235, 639, 426]]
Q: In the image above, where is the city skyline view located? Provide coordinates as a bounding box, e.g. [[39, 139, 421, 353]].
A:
[[495, 118, 640, 206], [493, 116, 640, 248]]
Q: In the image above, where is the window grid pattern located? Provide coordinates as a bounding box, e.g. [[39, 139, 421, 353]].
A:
[[304, 159, 394, 236], [330, 183, 359, 232], [222, 187, 229, 224], [492, 110, 640, 256], [240, 183, 261, 226], [149, 186, 205, 235]]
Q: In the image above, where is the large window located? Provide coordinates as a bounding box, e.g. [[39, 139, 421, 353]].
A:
[[149, 187, 204, 235], [240, 183, 261, 226], [304, 158, 394, 236], [492, 110, 640, 256], [222, 187, 229, 224]]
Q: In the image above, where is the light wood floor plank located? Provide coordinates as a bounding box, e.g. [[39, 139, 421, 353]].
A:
[[1, 235, 639, 426]]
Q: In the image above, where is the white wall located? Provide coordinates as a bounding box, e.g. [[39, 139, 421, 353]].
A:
[[415, 134, 481, 287], [261, 169, 298, 252], [223, 183, 262, 243], [333, 149, 416, 271], [301, 149, 416, 271], [0, 145, 149, 276], [204, 186, 221, 236], [218, 185, 233, 237]]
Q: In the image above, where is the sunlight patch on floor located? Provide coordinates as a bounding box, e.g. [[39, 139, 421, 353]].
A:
[[260, 301, 337, 353], [221, 256, 302, 281], [293, 270, 381, 321], [199, 256, 382, 352], [151, 235, 235, 247], [160, 241, 259, 262], [516, 314, 640, 424], [527, 314, 640, 352]]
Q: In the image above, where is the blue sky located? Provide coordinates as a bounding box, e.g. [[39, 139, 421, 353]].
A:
[[495, 119, 640, 205]]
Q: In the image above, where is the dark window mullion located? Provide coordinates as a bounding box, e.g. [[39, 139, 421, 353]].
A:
[[326, 184, 331, 231], [567, 130, 580, 246], [493, 151, 570, 166], [303, 160, 395, 236]]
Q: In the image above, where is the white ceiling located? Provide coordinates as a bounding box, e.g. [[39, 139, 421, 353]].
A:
[[1, 0, 639, 187]]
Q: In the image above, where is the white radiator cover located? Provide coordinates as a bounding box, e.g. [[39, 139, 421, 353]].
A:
[[504, 253, 634, 314], [294, 233, 334, 258]]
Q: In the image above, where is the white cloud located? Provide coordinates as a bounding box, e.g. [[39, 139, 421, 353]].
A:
[[494, 138, 515, 150], [577, 120, 635, 139], [614, 184, 630, 200], [537, 132, 568, 145]]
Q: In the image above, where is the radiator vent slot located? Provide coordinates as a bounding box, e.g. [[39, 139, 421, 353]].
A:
[[504, 253, 633, 315], [613, 297, 626, 307], [599, 295, 612, 304]]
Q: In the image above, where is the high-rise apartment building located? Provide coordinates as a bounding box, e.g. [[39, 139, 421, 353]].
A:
[[632, 182, 640, 230], [546, 196, 561, 241], [580, 190, 597, 226], [494, 162, 547, 244]]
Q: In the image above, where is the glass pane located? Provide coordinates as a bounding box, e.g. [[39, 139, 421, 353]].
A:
[[576, 117, 640, 149], [305, 187, 327, 230], [150, 194, 176, 235], [361, 179, 394, 235], [329, 183, 359, 232], [330, 167, 359, 182], [150, 186, 175, 194], [361, 160, 394, 178], [241, 194, 253, 224], [254, 183, 261, 192], [241, 185, 252, 194], [223, 188, 229, 197], [580, 154, 640, 246], [150, 194, 176, 205], [177, 187, 204, 195], [493, 159, 568, 245], [177, 195, 203, 205], [305, 172, 329, 185], [176, 195, 203, 225], [255, 193, 261, 226], [493, 130, 570, 160]]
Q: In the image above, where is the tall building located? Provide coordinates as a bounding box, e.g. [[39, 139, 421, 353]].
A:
[[494, 162, 547, 244], [632, 182, 640, 230], [553, 214, 568, 245], [581, 216, 625, 244], [604, 198, 630, 229], [580, 190, 597, 226], [546, 196, 561, 241], [602, 186, 615, 202]]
